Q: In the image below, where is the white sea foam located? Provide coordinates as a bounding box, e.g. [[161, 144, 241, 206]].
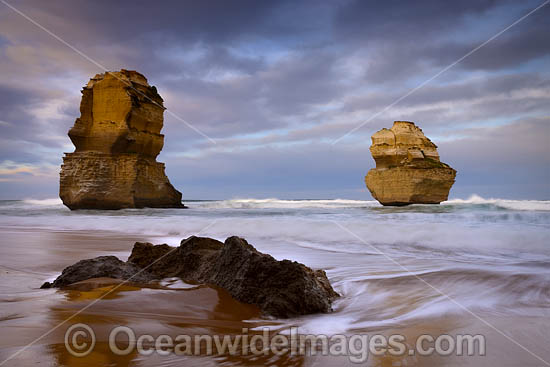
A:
[[445, 194, 550, 211], [195, 198, 380, 209], [196, 195, 550, 211], [8, 195, 549, 211], [22, 198, 64, 206]]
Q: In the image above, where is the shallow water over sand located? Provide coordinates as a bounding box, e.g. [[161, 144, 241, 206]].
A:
[[0, 197, 549, 366]]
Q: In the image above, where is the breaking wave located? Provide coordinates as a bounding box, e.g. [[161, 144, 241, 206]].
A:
[[22, 198, 64, 206], [196, 198, 378, 209], [2, 194, 547, 211], [193, 195, 550, 211], [445, 194, 550, 211]]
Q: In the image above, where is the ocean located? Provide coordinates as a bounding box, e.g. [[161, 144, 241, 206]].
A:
[[0, 196, 549, 366]]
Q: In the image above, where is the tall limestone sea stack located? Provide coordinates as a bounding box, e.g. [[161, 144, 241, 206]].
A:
[[60, 70, 184, 210], [365, 121, 456, 206]]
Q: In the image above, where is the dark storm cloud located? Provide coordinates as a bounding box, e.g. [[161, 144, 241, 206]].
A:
[[417, 10, 550, 72], [260, 51, 343, 114], [334, 0, 504, 40], [336, 0, 550, 83], [156, 48, 346, 141], [13, 0, 323, 46]]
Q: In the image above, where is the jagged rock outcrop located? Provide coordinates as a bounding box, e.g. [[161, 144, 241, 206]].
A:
[[41, 236, 339, 318], [365, 121, 456, 205], [59, 69, 184, 210]]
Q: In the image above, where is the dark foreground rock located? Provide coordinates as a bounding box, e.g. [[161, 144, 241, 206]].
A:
[[40, 256, 152, 289], [42, 236, 339, 318]]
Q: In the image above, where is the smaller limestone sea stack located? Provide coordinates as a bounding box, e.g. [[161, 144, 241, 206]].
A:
[[60, 69, 183, 210], [41, 236, 339, 318], [365, 121, 456, 206]]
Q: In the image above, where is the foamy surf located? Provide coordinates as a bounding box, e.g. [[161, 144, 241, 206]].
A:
[[22, 198, 64, 206], [7, 194, 549, 211], [445, 194, 550, 211], [195, 196, 550, 211], [195, 198, 380, 209]]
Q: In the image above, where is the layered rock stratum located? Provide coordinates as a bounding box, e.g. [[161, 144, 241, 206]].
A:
[[365, 121, 456, 205], [41, 236, 340, 318], [60, 70, 183, 209]]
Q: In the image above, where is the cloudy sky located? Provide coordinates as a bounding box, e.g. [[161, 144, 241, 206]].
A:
[[0, 0, 548, 200]]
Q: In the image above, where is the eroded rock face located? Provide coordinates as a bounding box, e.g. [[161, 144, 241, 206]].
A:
[[41, 236, 339, 318], [60, 69, 183, 209], [365, 121, 456, 205]]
